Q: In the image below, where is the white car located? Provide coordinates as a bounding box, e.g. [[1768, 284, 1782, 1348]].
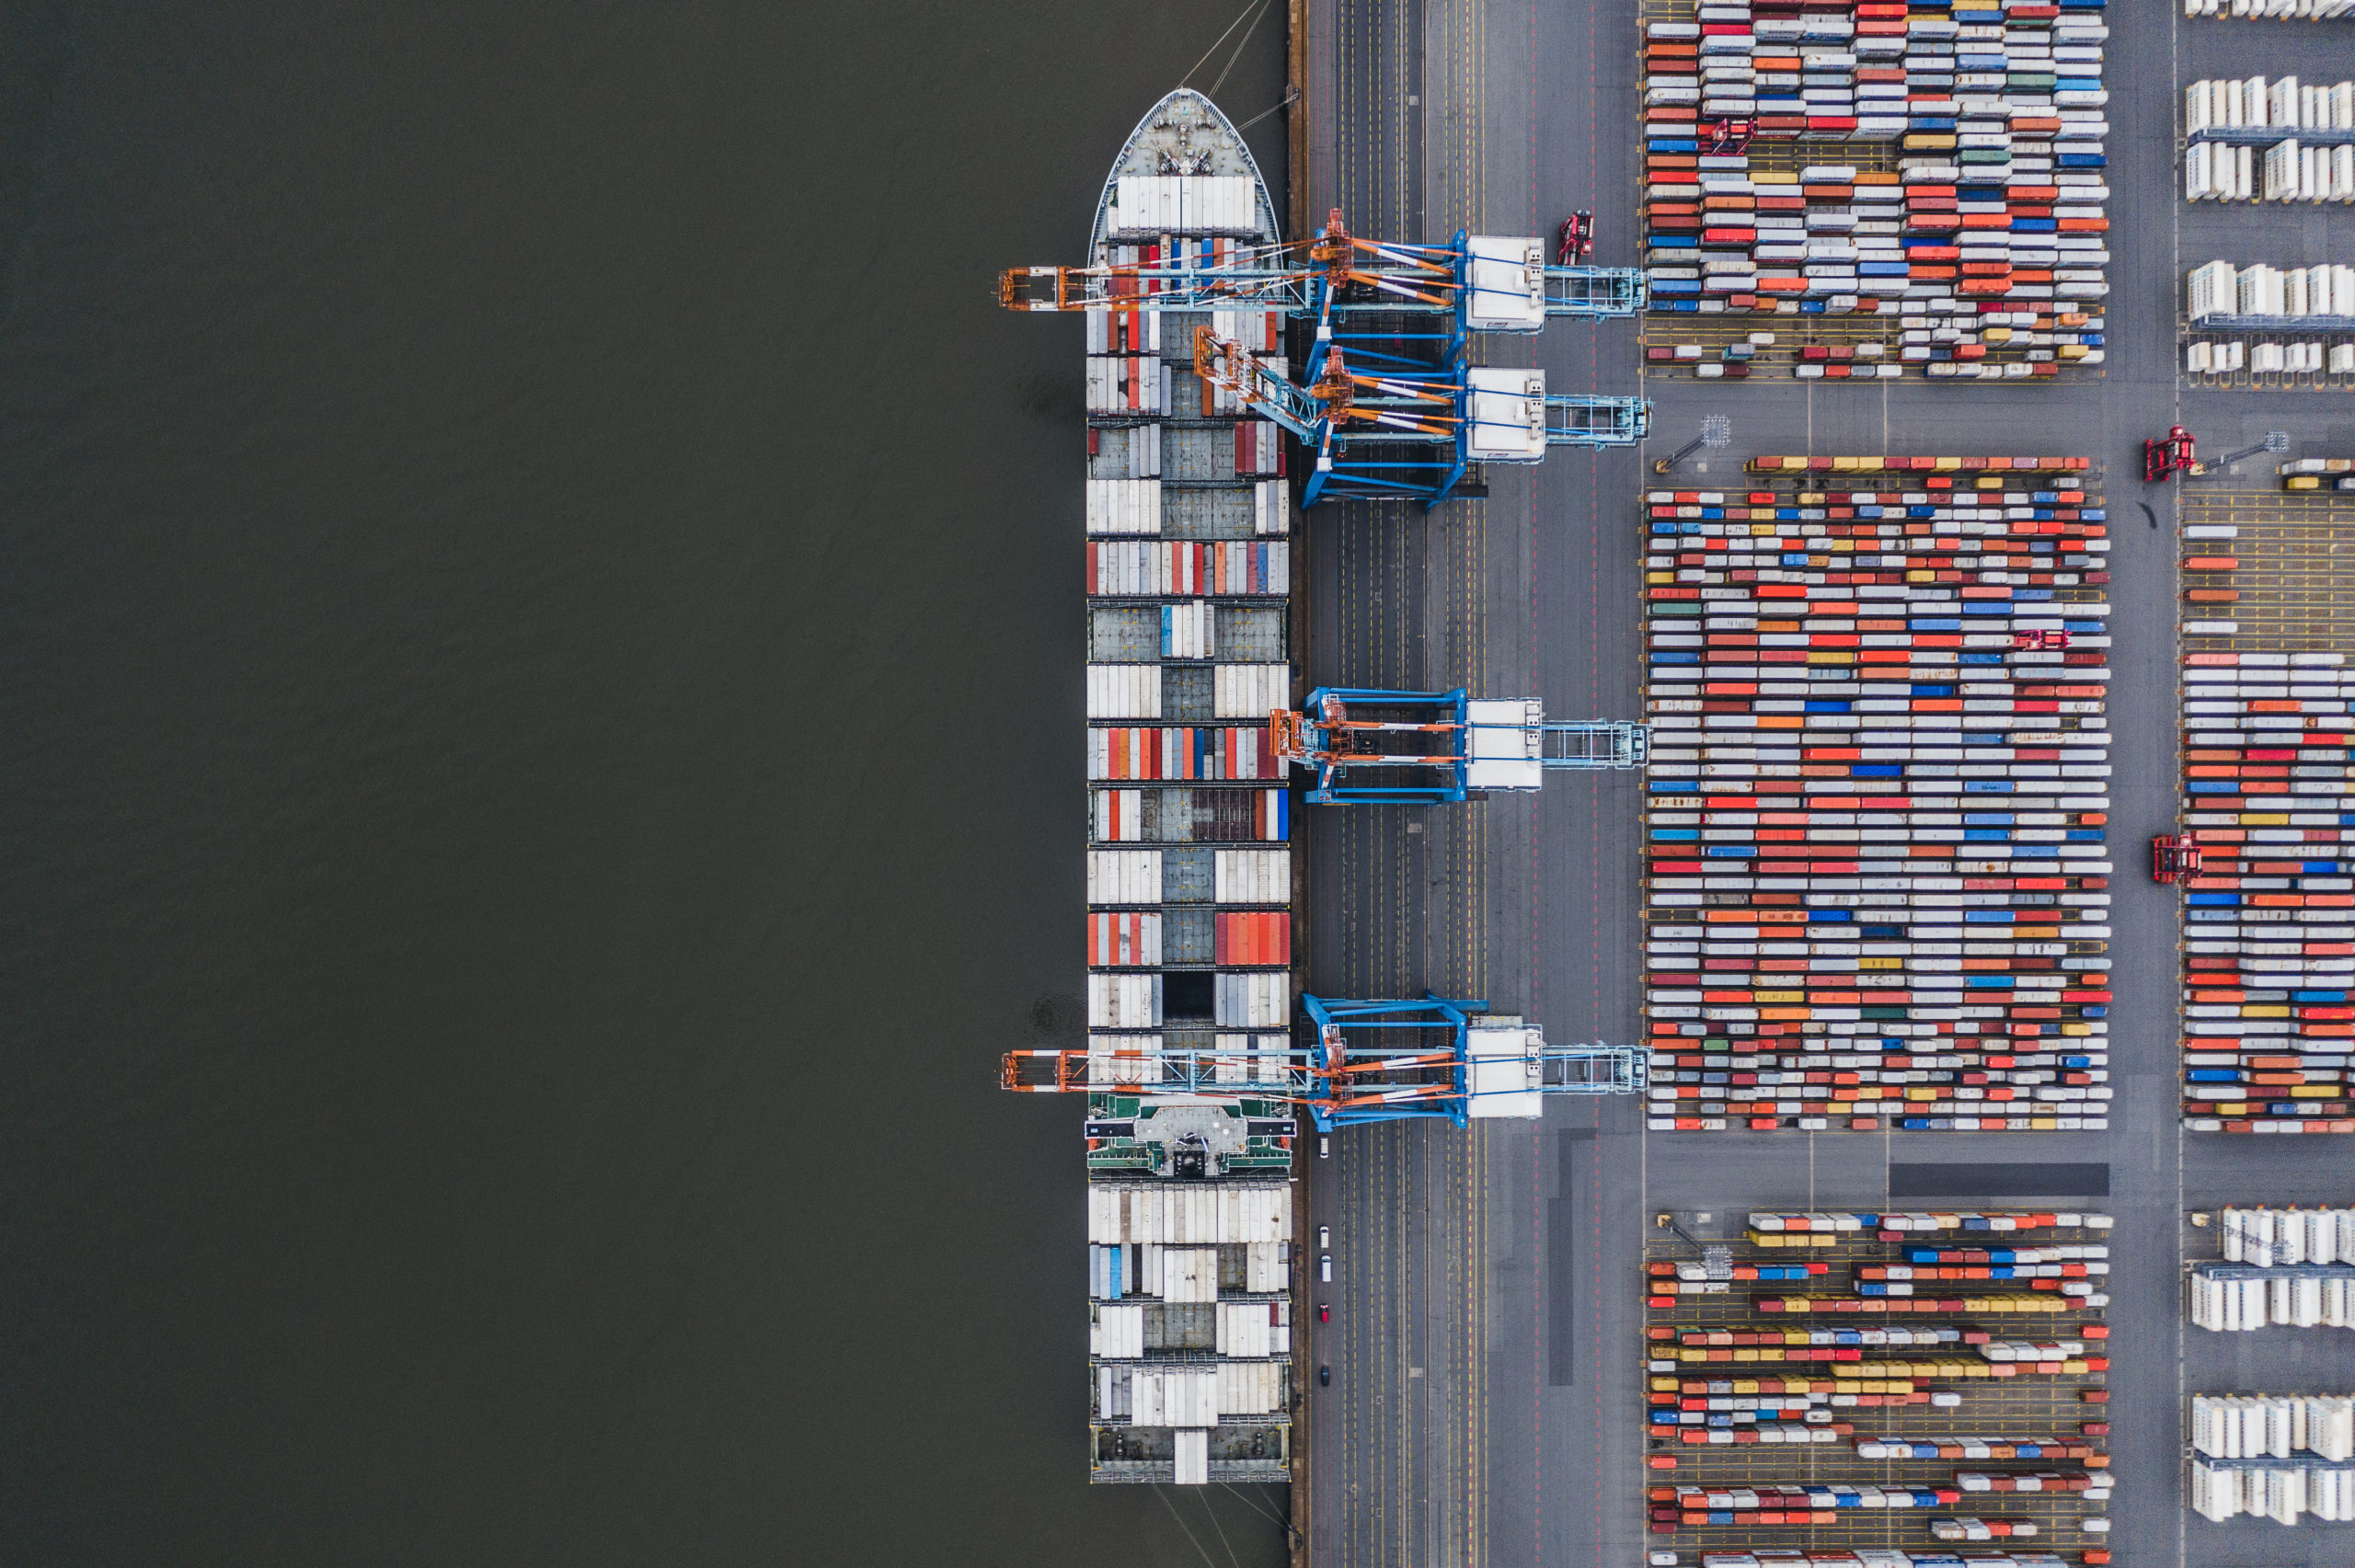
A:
[[1320, 1253, 1332, 1282]]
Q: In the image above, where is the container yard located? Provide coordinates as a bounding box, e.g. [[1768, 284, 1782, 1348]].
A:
[[2177, 649, 2355, 1132], [1638, 0, 2110, 381], [1004, 0, 2355, 1550], [2177, 473, 2355, 1131], [1641, 454, 2113, 1132], [1643, 1208, 2119, 1563], [2177, 17, 2355, 389]]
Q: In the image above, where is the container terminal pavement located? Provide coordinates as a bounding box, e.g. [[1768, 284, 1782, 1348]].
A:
[[988, 0, 2355, 1560]]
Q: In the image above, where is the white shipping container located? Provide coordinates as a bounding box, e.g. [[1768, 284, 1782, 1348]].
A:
[[1108, 176, 1261, 238], [1088, 663, 1162, 718], [2188, 140, 2215, 200], [1214, 663, 1288, 718], [1087, 973, 1161, 1028], [1254, 478, 1291, 535], [2189, 259, 2238, 320], [1214, 970, 1288, 1026], [1086, 848, 1163, 905], [1086, 477, 1163, 535], [1214, 848, 1292, 903], [1096, 1301, 1146, 1357]]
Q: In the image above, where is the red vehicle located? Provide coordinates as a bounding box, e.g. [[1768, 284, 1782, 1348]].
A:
[[1317, 1302, 1330, 1322], [2145, 425, 2197, 483], [2152, 833, 2203, 884], [1557, 211, 1592, 263], [1706, 118, 1754, 155]]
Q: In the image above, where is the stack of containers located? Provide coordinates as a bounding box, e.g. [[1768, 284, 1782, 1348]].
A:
[[2189, 1394, 2355, 1523], [2192, 1268, 2355, 1326], [2281, 457, 2355, 488], [2183, 76, 2355, 203], [1085, 304, 1293, 1044], [1085, 302, 1173, 416], [2187, 260, 2355, 319], [2184, 259, 2355, 378], [1639, 455, 2114, 1133], [2222, 1204, 2355, 1264], [2186, 338, 2355, 376], [1695, 1544, 2082, 1553], [1642, 0, 2110, 380], [2184, 0, 2355, 18], [2189, 1206, 2355, 1328], [2177, 650, 2355, 1132], [1646, 1212, 2116, 1551]]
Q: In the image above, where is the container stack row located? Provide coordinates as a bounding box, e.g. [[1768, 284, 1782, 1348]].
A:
[[2183, 74, 2355, 214], [1645, 1212, 2117, 1561], [2178, 73, 2355, 387], [2184, 0, 2353, 17], [1685, 1544, 2072, 1553], [1085, 303, 1293, 1046], [2220, 1203, 2355, 1263], [2184, 139, 2355, 201], [2187, 260, 2355, 319], [2187, 339, 2355, 377], [1640, 455, 2114, 1134], [2187, 75, 2355, 137], [1086, 1178, 1292, 1482], [2192, 1268, 2355, 1329], [2280, 456, 2355, 489], [2177, 649, 2355, 1133], [2189, 1394, 2355, 1524], [1641, 0, 2109, 381], [2191, 1205, 2355, 1328]]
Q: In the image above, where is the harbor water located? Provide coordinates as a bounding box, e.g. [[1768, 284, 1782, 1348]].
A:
[[0, 3, 1285, 1562]]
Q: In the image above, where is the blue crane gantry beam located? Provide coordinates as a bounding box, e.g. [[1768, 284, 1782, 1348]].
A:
[[1269, 688, 1647, 804], [1000, 993, 1645, 1130]]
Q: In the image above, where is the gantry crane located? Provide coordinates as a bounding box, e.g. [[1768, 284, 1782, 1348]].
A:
[[997, 209, 1648, 329], [1002, 210, 1652, 506], [1001, 992, 1645, 1130], [1267, 688, 1648, 804], [1194, 325, 1648, 506]]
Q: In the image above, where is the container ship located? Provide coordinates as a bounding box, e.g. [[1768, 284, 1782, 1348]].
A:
[[1061, 88, 1300, 1487]]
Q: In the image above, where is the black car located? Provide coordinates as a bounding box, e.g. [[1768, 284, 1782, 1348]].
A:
[[1318, 1364, 1330, 1386]]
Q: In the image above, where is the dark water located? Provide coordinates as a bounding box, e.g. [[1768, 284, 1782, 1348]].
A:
[[0, 5, 1284, 1562]]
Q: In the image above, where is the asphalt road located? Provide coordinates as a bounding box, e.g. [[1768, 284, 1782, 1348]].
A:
[[1292, 2, 2355, 1566]]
